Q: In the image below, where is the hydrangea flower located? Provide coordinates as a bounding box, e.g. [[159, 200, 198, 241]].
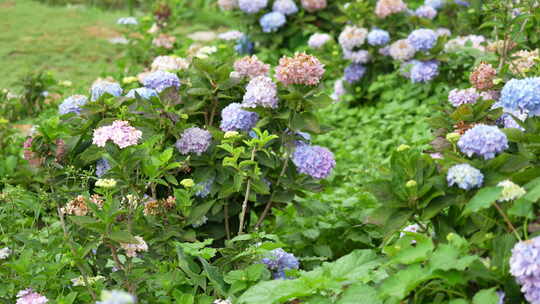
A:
[[91, 80, 122, 101], [16, 289, 48, 304], [275, 53, 325, 86], [367, 29, 390, 46], [175, 127, 212, 155], [403, 60, 439, 83], [242, 76, 279, 109], [92, 120, 142, 149], [120, 236, 148, 258], [343, 49, 371, 64], [292, 145, 335, 179], [436, 28, 451, 37], [273, 0, 298, 15], [389, 39, 416, 61], [510, 49, 539, 75], [151, 55, 189, 71], [126, 87, 158, 100], [344, 64, 366, 84], [218, 0, 238, 10], [331, 78, 346, 101], [218, 30, 244, 41], [415, 5, 437, 19], [445, 35, 485, 52], [454, 0, 470, 6], [500, 78, 540, 116], [308, 33, 332, 49], [301, 0, 327, 12], [261, 248, 300, 279], [142, 70, 181, 93], [338, 26, 368, 51], [457, 124, 508, 159], [235, 35, 255, 55], [408, 29, 438, 51], [59, 95, 88, 115], [238, 0, 267, 14], [196, 178, 215, 198], [96, 158, 111, 177], [152, 33, 176, 49], [95, 178, 117, 188], [117, 17, 138, 25], [375, 0, 407, 18], [234, 55, 270, 79], [425, 0, 445, 9], [447, 163, 483, 190], [259, 12, 287, 33], [470, 62, 497, 90], [510, 236, 540, 304], [497, 180, 526, 202], [220, 103, 259, 131], [448, 88, 480, 107], [96, 290, 136, 304]]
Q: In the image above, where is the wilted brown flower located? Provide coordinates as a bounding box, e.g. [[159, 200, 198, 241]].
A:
[[470, 62, 497, 90]]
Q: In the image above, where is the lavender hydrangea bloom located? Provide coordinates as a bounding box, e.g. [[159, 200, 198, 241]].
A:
[[259, 12, 286, 33], [447, 163, 483, 190], [448, 88, 480, 107], [220, 103, 259, 131], [272, 0, 298, 15], [126, 87, 158, 100], [242, 76, 279, 108], [142, 71, 180, 93], [308, 33, 332, 49], [367, 29, 390, 46], [500, 78, 540, 116], [238, 0, 267, 14], [292, 145, 335, 179], [343, 49, 371, 64], [415, 5, 437, 19], [344, 64, 366, 84], [175, 127, 212, 155], [457, 124, 508, 159], [424, 0, 445, 9], [117, 17, 138, 25], [59, 95, 88, 115], [331, 78, 346, 101], [410, 60, 439, 83], [91, 81, 123, 101], [510, 237, 540, 303], [407, 29, 438, 51], [261, 248, 300, 279], [96, 158, 111, 177]]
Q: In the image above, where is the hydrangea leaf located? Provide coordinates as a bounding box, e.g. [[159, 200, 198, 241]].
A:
[[472, 288, 499, 304], [462, 186, 503, 215]]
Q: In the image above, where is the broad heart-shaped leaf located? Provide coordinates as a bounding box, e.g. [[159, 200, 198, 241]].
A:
[[462, 187, 503, 215], [238, 279, 309, 304], [379, 264, 433, 300], [336, 284, 383, 304], [429, 243, 478, 271], [326, 249, 382, 281], [385, 233, 434, 265], [472, 288, 499, 304]]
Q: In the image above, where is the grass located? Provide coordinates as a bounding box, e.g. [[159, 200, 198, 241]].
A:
[[0, 0, 130, 91]]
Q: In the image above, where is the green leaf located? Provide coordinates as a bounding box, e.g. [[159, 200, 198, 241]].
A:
[[385, 233, 434, 265], [187, 88, 211, 96], [429, 244, 478, 271], [462, 187, 503, 215], [69, 216, 99, 226], [238, 279, 309, 304], [109, 231, 138, 243], [472, 288, 499, 304], [379, 264, 432, 300], [337, 284, 382, 304]]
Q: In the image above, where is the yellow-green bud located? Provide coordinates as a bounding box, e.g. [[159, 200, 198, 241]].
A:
[[446, 132, 461, 143], [95, 178, 117, 188], [180, 179, 195, 188], [224, 131, 239, 138], [406, 180, 417, 188], [397, 144, 411, 152], [59, 80, 72, 87], [122, 76, 139, 84]]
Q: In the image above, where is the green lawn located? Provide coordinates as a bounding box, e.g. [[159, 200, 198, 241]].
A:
[[0, 0, 129, 91]]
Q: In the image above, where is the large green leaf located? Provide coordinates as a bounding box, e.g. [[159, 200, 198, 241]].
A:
[[462, 187, 503, 215], [337, 284, 382, 304], [472, 288, 499, 304], [379, 264, 433, 300]]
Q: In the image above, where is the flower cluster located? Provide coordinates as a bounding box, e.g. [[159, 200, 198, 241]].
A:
[[220, 103, 259, 131], [242, 76, 279, 108], [408, 29, 438, 52], [510, 237, 540, 304], [142, 70, 181, 93], [143, 196, 176, 216], [402, 60, 440, 83], [0, 247, 11, 260], [375, 0, 407, 18], [261, 248, 300, 279], [218, 0, 238, 10], [510, 49, 539, 75], [301, 0, 327, 12], [389, 39, 416, 61], [59, 95, 88, 115], [457, 124, 508, 160], [292, 145, 335, 179], [233, 55, 270, 79], [367, 29, 390, 46], [497, 180, 526, 202], [338, 26, 368, 51], [415, 5, 437, 19], [175, 127, 213, 155], [448, 88, 480, 107], [447, 163, 483, 190], [126, 87, 159, 100], [308, 33, 332, 49], [120, 236, 148, 258], [444, 35, 485, 52], [96, 158, 111, 177], [273, 0, 298, 15], [16, 289, 48, 304], [95, 178, 117, 188], [61, 195, 90, 216], [238, 0, 267, 14], [92, 120, 142, 149], [344, 63, 366, 84], [151, 55, 190, 72], [90, 80, 123, 101], [275, 53, 325, 86], [469, 62, 497, 90], [260, 12, 286, 32], [500, 78, 540, 116], [152, 33, 176, 49]]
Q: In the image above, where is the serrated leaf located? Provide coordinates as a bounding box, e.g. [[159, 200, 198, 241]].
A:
[[462, 187, 503, 215]]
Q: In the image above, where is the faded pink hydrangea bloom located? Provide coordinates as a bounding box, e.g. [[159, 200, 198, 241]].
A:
[[233, 55, 270, 79], [152, 33, 176, 49], [301, 0, 327, 12], [375, 0, 407, 18], [16, 289, 48, 304], [121, 236, 148, 258], [510, 49, 539, 75], [275, 53, 325, 86], [92, 121, 142, 149]]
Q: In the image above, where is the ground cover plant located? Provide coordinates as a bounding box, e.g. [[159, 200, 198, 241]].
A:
[[2, 0, 540, 303]]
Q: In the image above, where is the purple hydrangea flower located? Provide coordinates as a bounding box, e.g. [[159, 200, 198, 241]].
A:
[[242, 76, 279, 109], [500, 78, 540, 116], [259, 12, 286, 33], [367, 29, 390, 46], [448, 88, 480, 107], [415, 5, 437, 19], [457, 124, 508, 159], [343, 49, 371, 64], [510, 237, 540, 304], [273, 0, 298, 15], [59, 95, 88, 115], [447, 163, 483, 190], [175, 127, 212, 155], [96, 158, 111, 177], [403, 60, 439, 83], [16, 288, 49, 304], [238, 0, 267, 14], [344, 63, 366, 84], [261, 248, 299, 279], [91, 80, 123, 101], [292, 145, 335, 179], [407, 29, 438, 51], [126, 87, 158, 100], [454, 0, 469, 6], [220, 103, 259, 131], [142, 71, 180, 93]]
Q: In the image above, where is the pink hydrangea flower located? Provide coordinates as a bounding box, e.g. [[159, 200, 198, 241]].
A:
[[16, 289, 48, 304], [92, 121, 142, 149], [275, 53, 325, 86]]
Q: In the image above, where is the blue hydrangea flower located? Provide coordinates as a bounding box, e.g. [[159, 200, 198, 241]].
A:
[[407, 29, 438, 51], [242, 76, 279, 108], [235, 35, 255, 55], [175, 127, 212, 155], [261, 248, 299, 279], [117, 17, 138, 25], [220, 103, 259, 131], [404, 60, 439, 83], [259, 12, 286, 33], [510, 236, 540, 304], [238, 0, 267, 14], [344, 63, 366, 84], [292, 145, 335, 179], [367, 29, 390, 46], [59, 95, 88, 115], [91, 80, 123, 101], [126, 87, 158, 100], [142, 71, 181, 93], [454, 0, 470, 6], [457, 124, 508, 160], [500, 78, 540, 116], [196, 178, 214, 198], [447, 163, 483, 190], [273, 0, 298, 15], [424, 0, 445, 9], [415, 5, 437, 19], [96, 158, 111, 177]]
